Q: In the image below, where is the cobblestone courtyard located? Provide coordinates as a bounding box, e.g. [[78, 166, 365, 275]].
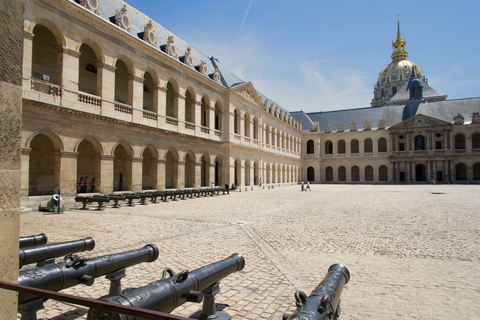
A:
[[19, 184, 480, 319]]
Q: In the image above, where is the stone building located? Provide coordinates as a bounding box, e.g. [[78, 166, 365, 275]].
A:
[[292, 22, 480, 184], [21, 0, 302, 208], [20, 0, 479, 209]]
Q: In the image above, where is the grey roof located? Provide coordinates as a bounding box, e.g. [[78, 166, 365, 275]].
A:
[[388, 79, 446, 104], [293, 97, 480, 133]]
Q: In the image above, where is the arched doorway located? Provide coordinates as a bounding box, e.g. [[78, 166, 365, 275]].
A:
[[351, 166, 360, 181], [307, 167, 315, 182], [113, 144, 132, 191], [201, 154, 210, 187], [29, 134, 58, 196], [142, 147, 157, 190], [325, 167, 333, 181], [184, 152, 195, 188], [214, 156, 222, 186], [415, 164, 426, 182], [455, 163, 467, 181], [165, 150, 178, 189], [77, 139, 100, 193]]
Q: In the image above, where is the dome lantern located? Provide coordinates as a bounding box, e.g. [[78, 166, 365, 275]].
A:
[[391, 20, 408, 61]]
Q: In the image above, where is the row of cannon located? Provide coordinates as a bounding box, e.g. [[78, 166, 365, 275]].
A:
[[17, 233, 350, 320], [75, 187, 229, 210]]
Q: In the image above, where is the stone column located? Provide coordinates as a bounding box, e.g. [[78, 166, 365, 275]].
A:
[[131, 75, 144, 110], [177, 93, 186, 123], [61, 48, 81, 101], [0, 0, 24, 317], [156, 159, 166, 190], [209, 162, 215, 186], [97, 62, 116, 102], [99, 155, 115, 194], [59, 151, 78, 196]]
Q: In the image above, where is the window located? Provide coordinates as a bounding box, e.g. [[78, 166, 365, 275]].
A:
[[306, 140, 315, 154]]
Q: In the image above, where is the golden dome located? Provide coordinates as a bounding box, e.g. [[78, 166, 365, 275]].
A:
[[376, 59, 424, 87]]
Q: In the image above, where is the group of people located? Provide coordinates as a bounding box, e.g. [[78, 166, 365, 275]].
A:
[[78, 176, 95, 193], [301, 181, 311, 191]]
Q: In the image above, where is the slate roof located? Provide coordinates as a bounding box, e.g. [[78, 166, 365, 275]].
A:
[[293, 97, 480, 133]]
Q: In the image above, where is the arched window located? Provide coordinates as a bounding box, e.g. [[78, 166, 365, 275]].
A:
[[166, 82, 176, 118], [473, 163, 480, 181], [415, 135, 425, 150], [185, 89, 194, 123], [201, 96, 209, 128], [392, 86, 397, 95], [214, 102, 222, 131], [253, 117, 259, 140], [306, 140, 315, 154], [325, 140, 333, 154], [234, 109, 240, 134], [378, 138, 387, 152], [115, 59, 130, 104], [455, 134, 466, 149], [472, 133, 480, 149], [455, 163, 467, 181], [265, 125, 270, 144], [79, 44, 98, 95], [351, 139, 359, 154], [364, 138, 373, 153], [244, 112, 250, 137], [338, 140, 346, 154], [32, 24, 61, 84], [143, 71, 155, 112]]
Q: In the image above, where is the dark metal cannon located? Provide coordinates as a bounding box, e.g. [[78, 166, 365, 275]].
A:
[[283, 264, 350, 320], [18, 243, 159, 319], [19, 237, 95, 268], [87, 253, 245, 320], [19, 233, 48, 248]]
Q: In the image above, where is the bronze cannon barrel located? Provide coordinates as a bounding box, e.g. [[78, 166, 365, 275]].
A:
[[19, 233, 48, 248], [19, 237, 95, 268], [284, 264, 350, 320], [87, 253, 245, 320], [18, 244, 159, 305]]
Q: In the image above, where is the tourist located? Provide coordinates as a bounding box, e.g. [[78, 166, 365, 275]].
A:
[[79, 177, 84, 193], [301, 181, 305, 191], [90, 177, 95, 193], [84, 176, 88, 193], [306, 181, 311, 191], [225, 182, 229, 194]]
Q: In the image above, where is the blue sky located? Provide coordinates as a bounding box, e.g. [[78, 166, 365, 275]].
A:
[[126, 0, 479, 113]]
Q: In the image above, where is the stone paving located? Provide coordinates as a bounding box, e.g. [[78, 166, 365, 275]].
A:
[[18, 184, 480, 319]]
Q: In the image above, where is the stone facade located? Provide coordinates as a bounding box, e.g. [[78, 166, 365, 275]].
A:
[[0, 0, 24, 317]]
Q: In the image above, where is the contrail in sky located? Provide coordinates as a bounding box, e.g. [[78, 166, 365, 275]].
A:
[[234, 0, 253, 48]]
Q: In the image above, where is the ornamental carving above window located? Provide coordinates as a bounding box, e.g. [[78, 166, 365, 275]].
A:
[[115, 5, 131, 31], [199, 60, 208, 76], [184, 47, 194, 67], [325, 124, 332, 133], [453, 113, 464, 125], [338, 123, 345, 132], [378, 119, 386, 129], [80, 0, 99, 14], [143, 20, 157, 46], [350, 122, 358, 131], [166, 36, 177, 58], [213, 68, 221, 83], [472, 112, 480, 124], [364, 121, 372, 130]]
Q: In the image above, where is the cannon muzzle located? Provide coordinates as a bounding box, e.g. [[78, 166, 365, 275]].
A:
[[19, 237, 95, 268], [284, 264, 350, 320], [19, 233, 48, 248], [18, 244, 159, 304], [87, 253, 245, 320]]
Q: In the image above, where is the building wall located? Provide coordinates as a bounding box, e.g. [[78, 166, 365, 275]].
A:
[[0, 0, 24, 317]]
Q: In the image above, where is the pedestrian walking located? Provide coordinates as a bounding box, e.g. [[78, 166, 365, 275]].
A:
[[90, 178, 95, 193], [225, 183, 229, 194], [306, 181, 311, 191], [301, 181, 305, 191], [79, 177, 84, 193]]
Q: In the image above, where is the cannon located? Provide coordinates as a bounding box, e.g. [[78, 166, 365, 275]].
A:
[[283, 264, 350, 320], [18, 243, 159, 320], [87, 253, 245, 320], [19, 237, 95, 268], [19, 233, 48, 248]]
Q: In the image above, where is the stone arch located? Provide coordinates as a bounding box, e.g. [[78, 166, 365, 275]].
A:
[[364, 138, 373, 153], [76, 137, 102, 193], [271, 163, 276, 183], [455, 134, 466, 150], [265, 124, 271, 144], [325, 140, 333, 154], [29, 19, 66, 47], [351, 139, 359, 154], [338, 166, 346, 181], [234, 157, 242, 187], [307, 167, 315, 182], [201, 153, 211, 187], [184, 151, 196, 188], [473, 163, 480, 180], [184, 88, 196, 124], [143, 69, 158, 112], [245, 159, 251, 186], [114, 57, 134, 105], [414, 135, 426, 150], [338, 140, 346, 154], [378, 137, 387, 152], [265, 162, 271, 184], [365, 165, 374, 182], [244, 112, 251, 137], [79, 43, 101, 95], [28, 133, 62, 196], [325, 166, 334, 182], [165, 80, 179, 118], [234, 108, 241, 134], [306, 140, 315, 154], [31, 23, 64, 84], [25, 130, 64, 151], [351, 166, 360, 181], [214, 101, 222, 131], [472, 133, 480, 149], [201, 95, 210, 128], [112, 142, 133, 191], [254, 160, 260, 185], [214, 155, 223, 186], [165, 149, 179, 189], [253, 116, 259, 140], [141, 145, 158, 190]]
